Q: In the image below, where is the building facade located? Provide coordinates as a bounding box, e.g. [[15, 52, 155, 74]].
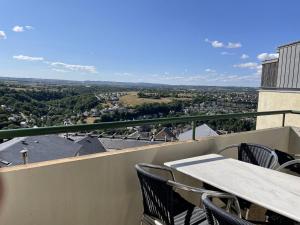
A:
[[257, 41, 300, 129]]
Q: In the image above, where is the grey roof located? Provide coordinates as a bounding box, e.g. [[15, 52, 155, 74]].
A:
[[155, 127, 177, 141], [262, 58, 279, 64], [99, 138, 163, 150], [178, 124, 218, 141], [127, 131, 151, 139], [69, 135, 106, 155], [278, 40, 300, 49], [0, 135, 82, 166]]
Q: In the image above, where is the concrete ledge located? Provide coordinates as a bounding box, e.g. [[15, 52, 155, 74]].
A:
[[0, 127, 296, 225]]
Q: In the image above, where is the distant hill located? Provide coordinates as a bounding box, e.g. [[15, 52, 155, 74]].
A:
[[0, 76, 169, 88], [0, 76, 257, 91]]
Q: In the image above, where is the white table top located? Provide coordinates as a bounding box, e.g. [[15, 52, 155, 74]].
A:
[[165, 154, 300, 222]]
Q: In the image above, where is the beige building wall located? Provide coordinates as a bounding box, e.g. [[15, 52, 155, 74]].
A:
[[257, 90, 300, 129]]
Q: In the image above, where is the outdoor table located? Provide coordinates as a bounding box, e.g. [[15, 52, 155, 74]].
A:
[[165, 153, 300, 222]]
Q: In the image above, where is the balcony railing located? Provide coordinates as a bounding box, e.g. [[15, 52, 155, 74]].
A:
[[1, 110, 299, 140]]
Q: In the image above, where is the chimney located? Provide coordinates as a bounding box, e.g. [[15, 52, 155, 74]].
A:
[[20, 149, 28, 165]]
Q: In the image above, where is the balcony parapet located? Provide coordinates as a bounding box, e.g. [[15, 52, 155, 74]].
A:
[[0, 110, 294, 140]]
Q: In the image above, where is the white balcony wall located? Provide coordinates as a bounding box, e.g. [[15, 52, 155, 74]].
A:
[[257, 91, 300, 129], [0, 127, 294, 225]]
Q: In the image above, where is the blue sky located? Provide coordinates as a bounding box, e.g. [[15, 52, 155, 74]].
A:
[[0, 0, 299, 86]]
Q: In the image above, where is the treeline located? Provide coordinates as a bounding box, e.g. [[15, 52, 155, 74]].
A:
[[48, 94, 100, 113], [207, 118, 255, 133], [98, 101, 187, 122], [0, 85, 104, 127]]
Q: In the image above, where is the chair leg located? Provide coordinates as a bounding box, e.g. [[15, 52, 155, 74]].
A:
[[141, 214, 162, 225], [265, 215, 269, 223], [245, 208, 250, 220], [140, 215, 152, 225], [140, 215, 145, 225]]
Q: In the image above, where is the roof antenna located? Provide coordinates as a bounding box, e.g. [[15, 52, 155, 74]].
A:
[[20, 149, 28, 165]]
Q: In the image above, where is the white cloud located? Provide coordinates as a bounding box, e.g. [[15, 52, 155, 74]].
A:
[[205, 38, 242, 49], [205, 68, 216, 73], [25, 25, 34, 30], [233, 62, 259, 70], [114, 72, 134, 76], [205, 38, 224, 48], [227, 42, 242, 48], [50, 62, 97, 73], [12, 25, 34, 32], [152, 71, 259, 84], [160, 76, 185, 80], [0, 31, 7, 39], [150, 74, 160, 78], [211, 40, 224, 48], [12, 26, 24, 32], [13, 53, 98, 74], [233, 62, 262, 76], [52, 68, 68, 73], [121, 70, 260, 86], [184, 72, 259, 85], [257, 53, 279, 61], [148, 73, 185, 81], [241, 54, 249, 59], [13, 54, 97, 74], [221, 51, 235, 56], [13, 55, 44, 61], [254, 65, 263, 75]]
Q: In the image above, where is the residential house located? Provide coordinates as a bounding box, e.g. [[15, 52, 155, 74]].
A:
[[154, 127, 177, 141], [178, 123, 218, 141]]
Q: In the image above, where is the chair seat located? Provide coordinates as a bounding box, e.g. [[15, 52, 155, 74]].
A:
[[174, 207, 207, 225], [203, 183, 251, 210], [143, 207, 207, 225], [265, 210, 297, 225]]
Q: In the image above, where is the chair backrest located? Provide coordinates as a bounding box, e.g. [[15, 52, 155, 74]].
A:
[[135, 163, 175, 225], [277, 159, 300, 174], [238, 143, 277, 169], [203, 195, 254, 225], [275, 149, 295, 165]]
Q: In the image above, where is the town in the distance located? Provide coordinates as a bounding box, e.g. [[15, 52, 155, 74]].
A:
[[0, 77, 257, 166]]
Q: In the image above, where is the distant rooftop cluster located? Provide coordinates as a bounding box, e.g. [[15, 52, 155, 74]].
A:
[[0, 124, 218, 167]]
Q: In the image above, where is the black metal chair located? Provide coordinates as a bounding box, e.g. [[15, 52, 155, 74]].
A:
[[135, 163, 218, 225], [202, 193, 254, 225], [275, 149, 295, 166], [264, 159, 300, 225], [276, 158, 300, 173], [274, 149, 300, 174], [213, 143, 278, 218], [217, 143, 278, 169]]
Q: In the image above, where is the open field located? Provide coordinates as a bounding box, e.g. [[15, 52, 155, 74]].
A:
[[85, 117, 98, 124], [119, 92, 173, 106]]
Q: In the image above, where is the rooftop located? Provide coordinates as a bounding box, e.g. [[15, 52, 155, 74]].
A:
[[67, 135, 106, 154], [0, 135, 82, 166], [178, 123, 218, 141], [99, 137, 164, 150], [278, 40, 300, 48]]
